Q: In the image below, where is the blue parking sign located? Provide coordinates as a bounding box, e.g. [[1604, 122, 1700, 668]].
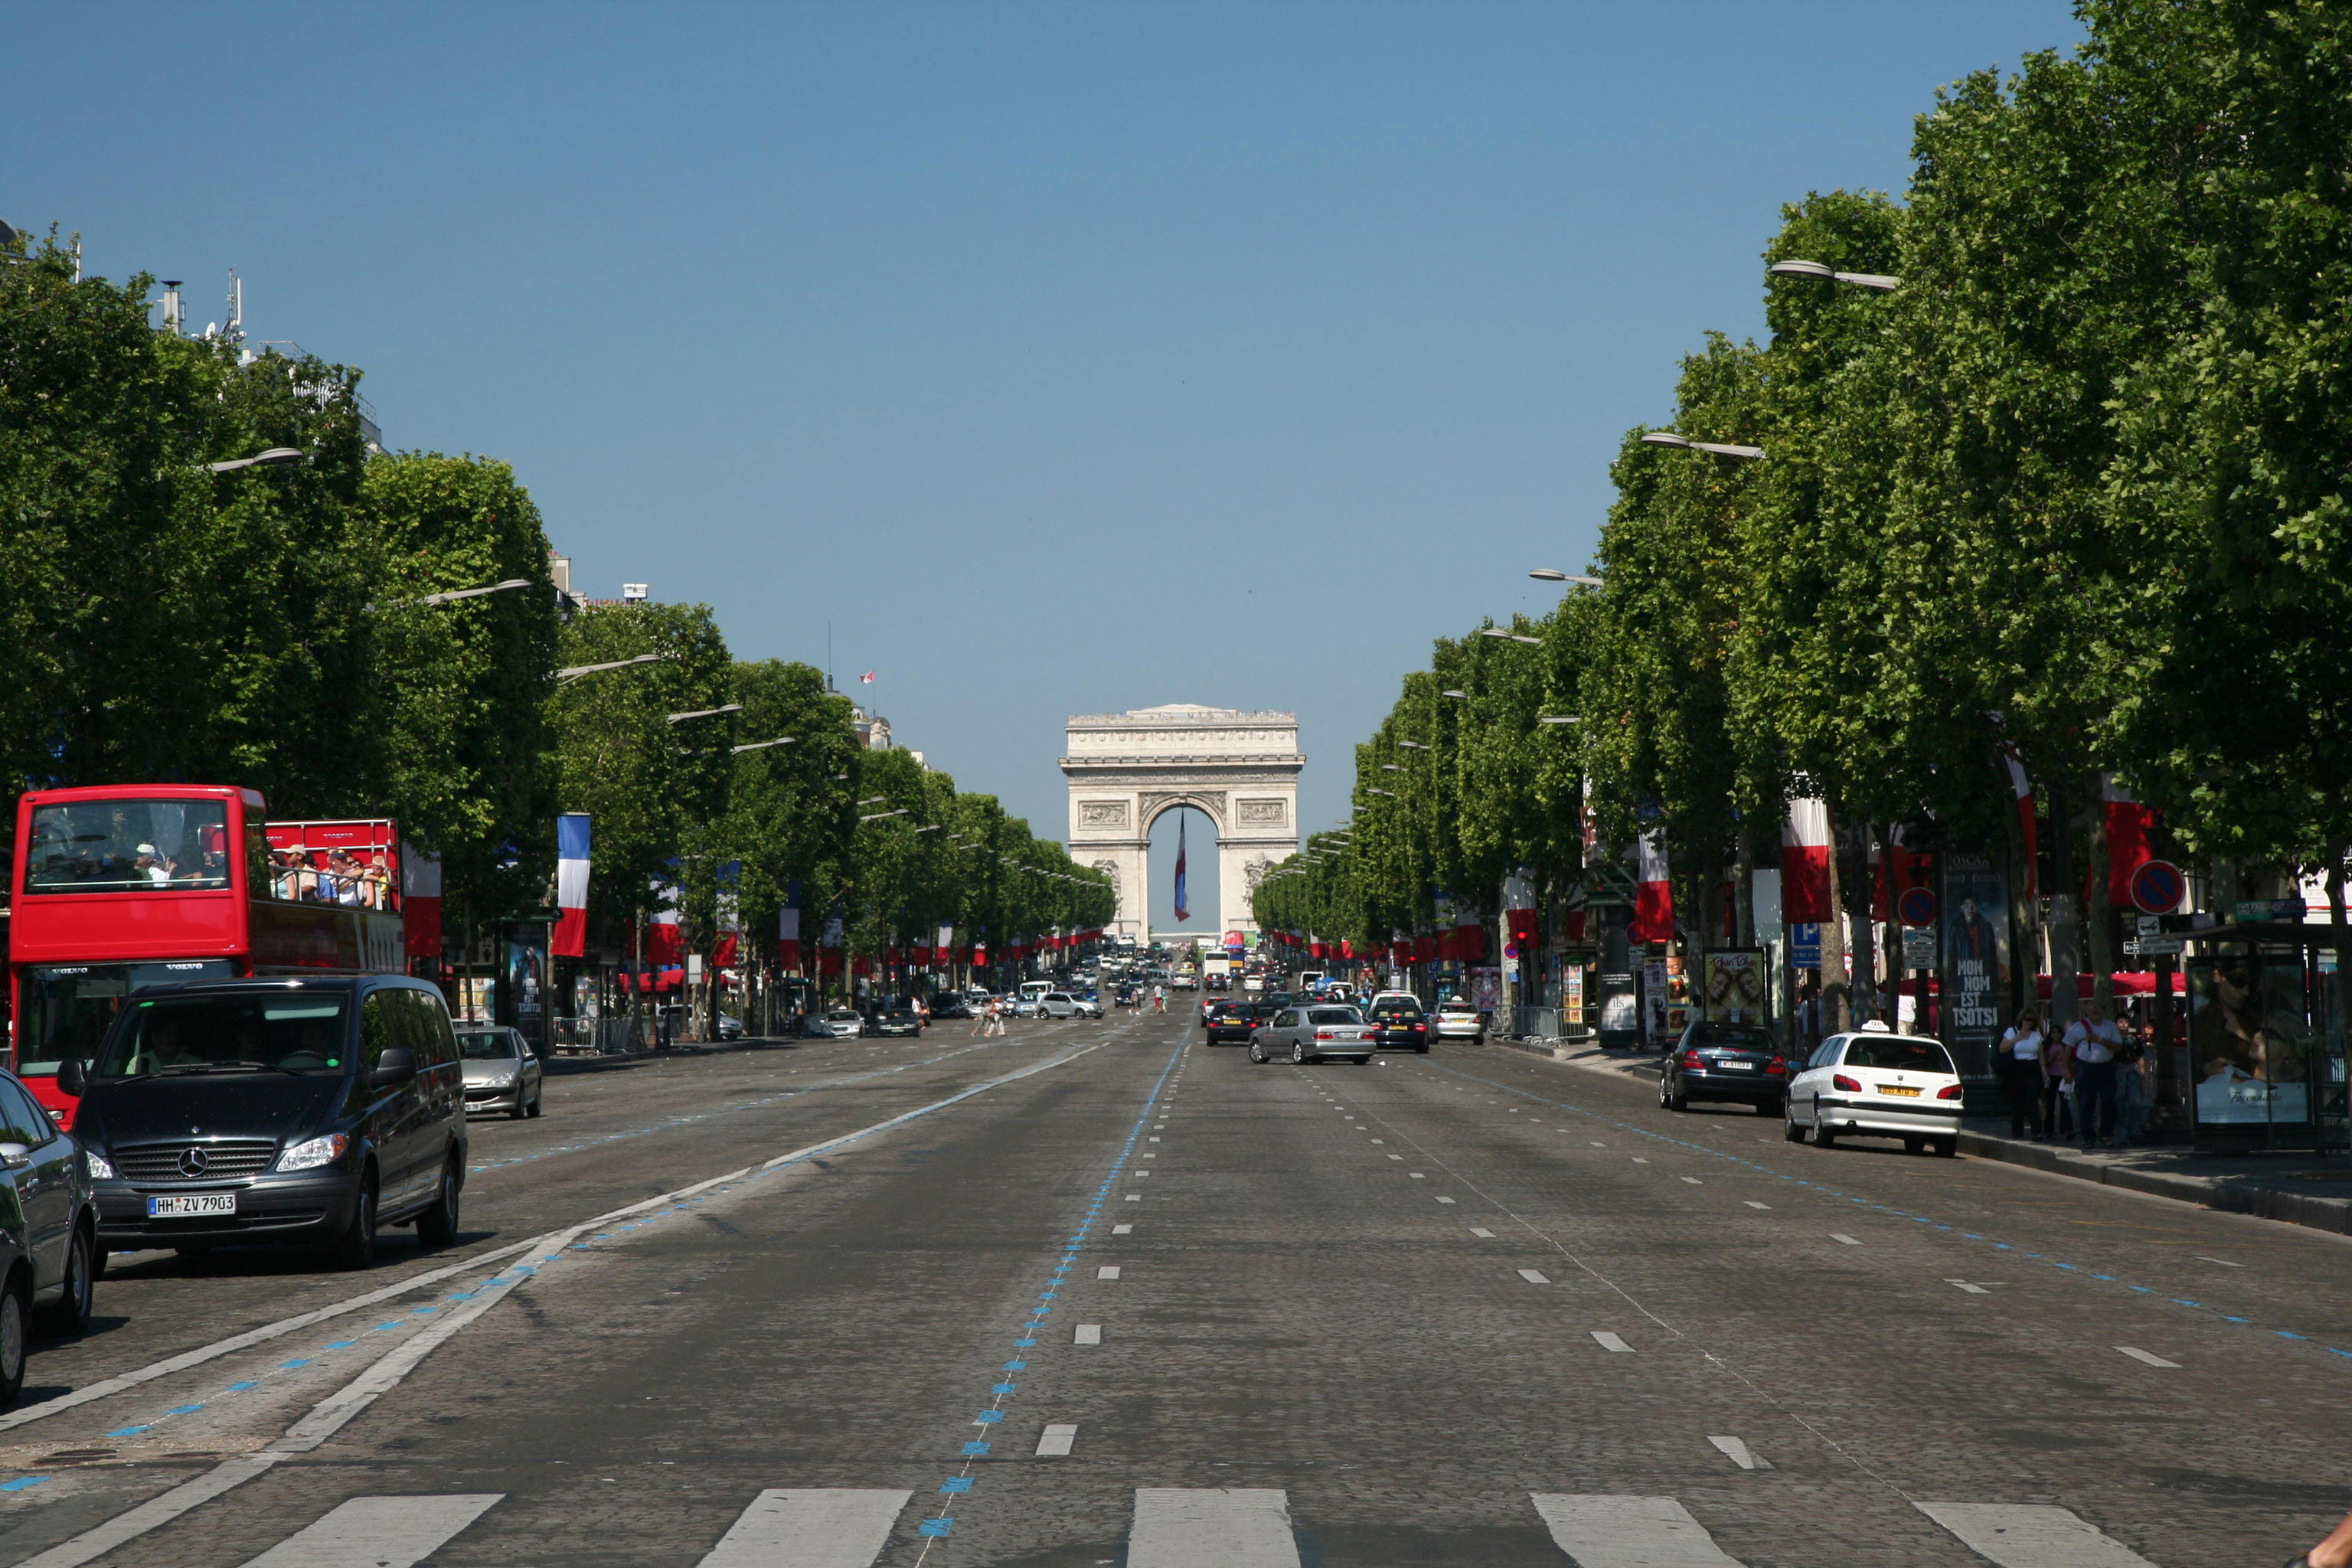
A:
[[1790, 923, 1821, 968]]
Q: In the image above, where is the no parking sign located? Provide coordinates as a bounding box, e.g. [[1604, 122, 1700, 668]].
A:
[[1896, 886, 1938, 928], [2130, 859, 2186, 915]]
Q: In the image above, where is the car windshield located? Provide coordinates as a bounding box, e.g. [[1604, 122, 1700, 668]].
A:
[[1844, 1037, 1954, 1073], [1439, 1002, 1478, 1014], [26, 798, 234, 893], [1370, 1001, 1423, 1018], [95, 991, 350, 1076], [1308, 1007, 1362, 1024], [458, 1031, 518, 1060], [1689, 1024, 1775, 1050]]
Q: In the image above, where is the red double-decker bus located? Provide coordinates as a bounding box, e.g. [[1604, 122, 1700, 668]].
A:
[[10, 785, 407, 1122]]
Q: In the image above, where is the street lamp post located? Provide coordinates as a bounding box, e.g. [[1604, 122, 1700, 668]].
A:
[[556, 652, 674, 681], [1528, 570, 1605, 586], [1641, 432, 1765, 460], [1767, 258, 1899, 291], [204, 446, 306, 474]]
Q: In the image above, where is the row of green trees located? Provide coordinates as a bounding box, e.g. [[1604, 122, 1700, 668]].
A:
[[0, 237, 1110, 971], [1257, 0, 2352, 1015]]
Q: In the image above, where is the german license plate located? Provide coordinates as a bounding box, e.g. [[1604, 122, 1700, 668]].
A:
[[1717, 1060, 1755, 1071], [1880, 1085, 1922, 1098], [147, 1193, 236, 1217]]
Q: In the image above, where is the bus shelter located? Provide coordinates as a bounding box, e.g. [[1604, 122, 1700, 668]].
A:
[[2179, 922, 2350, 1155]]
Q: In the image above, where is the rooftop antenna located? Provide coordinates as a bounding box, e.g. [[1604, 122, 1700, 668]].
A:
[[160, 280, 184, 335], [225, 270, 242, 340]]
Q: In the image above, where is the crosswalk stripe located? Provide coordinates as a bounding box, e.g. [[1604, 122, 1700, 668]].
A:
[[693, 1489, 913, 1568], [1130, 1488, 1302, 1568], [241, 1494, 503, 1568], [1914, 1502, 2161, 1567], [1530, 1494, 1745, 1566], [1036, 1423, 1079, 1456]]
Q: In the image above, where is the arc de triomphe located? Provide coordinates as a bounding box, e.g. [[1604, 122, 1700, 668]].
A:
[[1062, 705, 1302, 943]]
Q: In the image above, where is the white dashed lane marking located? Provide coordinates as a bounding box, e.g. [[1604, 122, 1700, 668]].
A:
[[1534, 1494, 1739, 1566], [1517, 1269, 1551, 1285], [1035, 1423, 1079, 1457], [241, 1494, 504, 1568], [1913, 1501, 2162, 1568], [1468, 1227, 1496, 1238], [1590, 1332, 1635, 1353], [2115, 1346, 2180, 1367], [1112, 1224, 1132, 1235], [1096, 1266, 1122, 1280], [691, 1488, 911, 1568], [1831, 1233, 1861, 1245], [1743, 1201, 1770, 1210], [1707, 1436, 1772, 1471], [1075, 1325, 1102, 1345], [1947, 1279, 1991, 1295]]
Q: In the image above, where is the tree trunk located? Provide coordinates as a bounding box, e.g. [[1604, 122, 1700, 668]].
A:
[[2329, 854, 2350, 1078], [2046, 779, 2079, 1030], [2087, 786, 2115, 1018], [1841, 815, 1877, 1024], [1819, 801, 1851, 1034]]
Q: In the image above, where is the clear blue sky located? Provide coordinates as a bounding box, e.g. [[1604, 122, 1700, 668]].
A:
[[14, 1, 2082, 933]]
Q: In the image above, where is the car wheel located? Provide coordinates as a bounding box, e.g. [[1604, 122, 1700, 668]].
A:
[[0, 1271, 27, 1408], [41, 1222, 95, 1337], [527, 1092, 544, 1119], [416, 1155, 462, 1248], [326, 1173, 379, 1270], [1815, 1124, 1838, 1148], [1934, 1135, 1958, 1158], [508, 1090, 528, 1120], [1248, 1043, 1266, 1063], [1290, 1042, 1307, 1066], [1903, 1136, 1925, 1155], [1665, 1081, 1687, 1112], [1416, 1044, 1429, 1054], [1783, 1105, 1807, 1143]]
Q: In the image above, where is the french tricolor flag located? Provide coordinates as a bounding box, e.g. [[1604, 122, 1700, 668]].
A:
[[1632, 830, 1674, 942], [553, 815, 591, 958], [1780, 797, 1833, 923]]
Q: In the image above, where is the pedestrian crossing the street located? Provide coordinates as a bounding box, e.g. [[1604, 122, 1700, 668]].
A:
[[188, 1485, 2173, 1566]]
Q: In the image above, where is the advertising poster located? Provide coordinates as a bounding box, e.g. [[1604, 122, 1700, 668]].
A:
[[2187, 956, 2316, 1129], [1701, 950, 1766, 1023], [1939, 853, 2009, 1080]]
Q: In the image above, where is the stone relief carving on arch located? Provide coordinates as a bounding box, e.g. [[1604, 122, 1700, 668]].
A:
[[1079, 800, 1129, 828]]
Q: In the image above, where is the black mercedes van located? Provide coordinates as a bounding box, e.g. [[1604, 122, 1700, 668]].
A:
[[62, 975, 468, 1269]]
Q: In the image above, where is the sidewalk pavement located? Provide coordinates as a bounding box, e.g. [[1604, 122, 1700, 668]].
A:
[[1498, 1034, 2352, 1238]]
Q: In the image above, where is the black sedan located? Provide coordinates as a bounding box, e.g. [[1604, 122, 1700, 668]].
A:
[[1364, 996, 1431, 1054], [1200, 1000, 1256, 1044], [1658, 1021, 1789, 1114]]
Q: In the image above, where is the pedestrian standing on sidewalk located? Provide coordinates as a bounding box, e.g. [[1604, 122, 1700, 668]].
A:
[[2115, 1019, 2150, 1144], [2066, 1002, 2124, 1148], [2040, 1022, 2076, 1143], [1998, 1008, 2045, 1141]]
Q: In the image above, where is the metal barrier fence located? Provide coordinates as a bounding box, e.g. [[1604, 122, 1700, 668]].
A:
[[551, 1015, 652, 1054]]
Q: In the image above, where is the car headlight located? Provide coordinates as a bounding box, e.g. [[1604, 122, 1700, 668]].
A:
[[84, 1150, 116, 1181], [479, 1070, 513, 1087], [276, 1132, 350, 1173]]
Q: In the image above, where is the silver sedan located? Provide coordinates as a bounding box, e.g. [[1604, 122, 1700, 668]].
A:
[[458, 1026, 544, 1119], [1249, 1004, 1379, 1065]]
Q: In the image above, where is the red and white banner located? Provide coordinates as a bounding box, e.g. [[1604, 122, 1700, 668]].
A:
[[552, 815, 590, 958], [1632, 831, 1674, 942], [777, 902, 802, 973], [1780, 798, 1831, 924], [2102, 776, 2157, 906], [2002, 746, 2038, 900], [402, 841, 443, 962], [645, 880, 682, 965]]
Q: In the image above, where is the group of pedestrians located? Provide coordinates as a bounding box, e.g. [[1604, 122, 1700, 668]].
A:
[[1997, 1001, 2150, 1148], [971, 997, 1008, 1037]]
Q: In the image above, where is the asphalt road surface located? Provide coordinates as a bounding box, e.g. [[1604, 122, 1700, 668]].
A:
[[0, 1008, 2346, 1566]]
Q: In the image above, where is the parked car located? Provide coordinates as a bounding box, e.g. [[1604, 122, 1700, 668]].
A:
[[714, 1014, 745, 1040], [874, 1005, 924, 1038], [1249, 1004, 1379, 1065], [0, 1066, 100, 1400], [1200, 1000, 1256, 1045], [1364, 995, 1432, 1054], [1432, 1000, 1487, 1043], [1784, 1026, 1963, 1156], [457, 1025, 544, 1119], [64, 975, 469, 1271], [1656, 1021, 1785, 1115], [809, 1007, 864, 1039]]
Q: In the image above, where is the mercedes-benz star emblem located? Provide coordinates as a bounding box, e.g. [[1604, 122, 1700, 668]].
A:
[[177, 1147, 210, 1178]]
